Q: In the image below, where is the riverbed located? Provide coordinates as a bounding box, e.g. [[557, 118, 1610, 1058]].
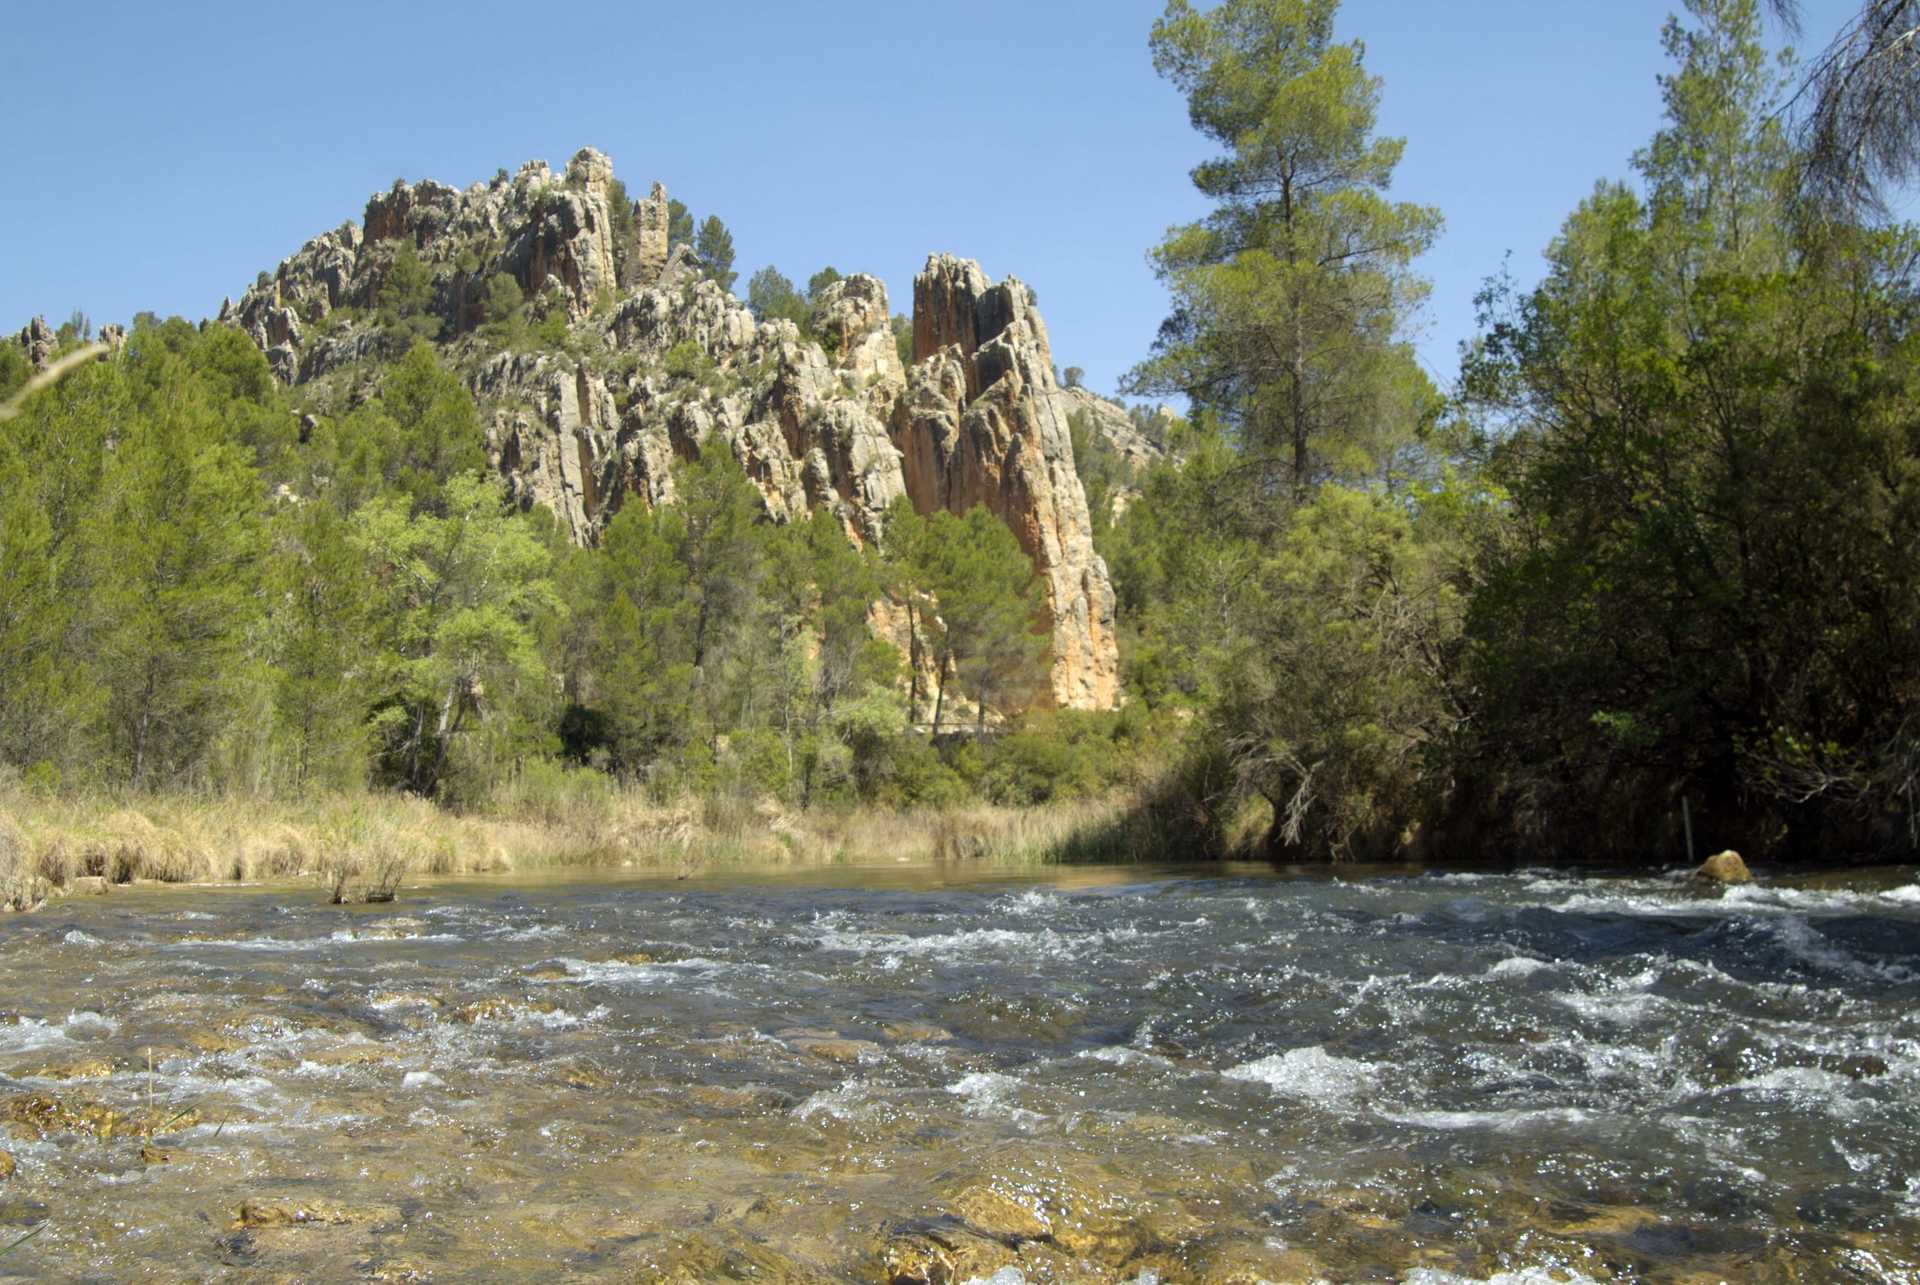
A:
[[0, 862, 1915, 1282]]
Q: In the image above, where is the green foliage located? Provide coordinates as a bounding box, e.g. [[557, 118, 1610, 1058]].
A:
[[373, 244, 443, 355], [886, 502, 1049, 734], [695, 216, 737, 292], [0, 342, 27, 400], [806, 267, 843, 299], [318, 343, 486, 515], [666, 199, 693, 251], [1453, 0, 1920, 860], [747, 267, 810, 330], [1129, 0, 1442, 515], [354, 473, 563, 799], [0, 319, 270, 788], [479, 272, 526, 346], [892, 314, 915, 369], [267, 500, 377, 788], [1067, 409, 1134, 547], [605, 177, 636, 284], [662, 338, 718, 386]]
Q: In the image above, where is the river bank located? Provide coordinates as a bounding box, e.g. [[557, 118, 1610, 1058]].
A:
[[0, 786, 1142, 911]]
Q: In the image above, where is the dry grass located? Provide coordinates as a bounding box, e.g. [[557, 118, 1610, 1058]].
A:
[[0, 772, 1141, 906]]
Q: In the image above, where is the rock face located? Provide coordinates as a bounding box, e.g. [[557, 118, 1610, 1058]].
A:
[[16, 316, 54, 372], [898, 255, 1120, 709], [222, 153, 1121, 711]]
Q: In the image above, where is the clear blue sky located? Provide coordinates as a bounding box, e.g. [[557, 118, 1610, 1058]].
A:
[[0, 0, 1868, 400]]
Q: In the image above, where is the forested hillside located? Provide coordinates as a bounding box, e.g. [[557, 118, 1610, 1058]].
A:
[[5, 0, 1919, 868]]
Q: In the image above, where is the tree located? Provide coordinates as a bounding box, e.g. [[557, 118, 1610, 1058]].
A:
[[1212, 484, 1469, 857], [893, 505, 1047, 734], [747, 266, 809, 328], [86, 329, 269, 788], [1768, 0, 1920, 209], [355, 473, 563, 799], [267, 500, 377, 789], [695, 216, 738, 292], [1457, 0, 1920, 860], [1127, 0, 1442, 515], [480, 272, 526, 344], [322, 343, 486, 516], [806, 266, 844, 300], [667, 199, 694, 252], [1063, 366, 1085, 389], [374, 244, 442, 354]]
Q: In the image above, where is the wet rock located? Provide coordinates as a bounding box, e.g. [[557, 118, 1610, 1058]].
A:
[[301, 1041, 397, 1068], [138, 1145, 170, 1165], [1693, 850, 1751, 884], [232, 1198, 400, 1230], [691, 1083, 787, 1114], [882, 1022, 954, 1044], [793, 1037, 883, 1065], [0, 1148, 13, 1180], [879, 1232, 957, 1285], [63, 875, 111, 896], [526, 964, 571, 981], [33, 1058, 115, 1080], [1, 1091, 117, 1139], [187, 1029, 247, 1054], [450, 997, 557, 1024], [1796, 1183, 1887, 1231], [1833, 1052, 1891, 1080], [561, 1065, 612, 1090], [1678, 1175, 1768, 1221], [213, 1229, 261, 1266]]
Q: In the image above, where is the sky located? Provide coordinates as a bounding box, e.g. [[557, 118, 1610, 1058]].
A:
[[0, 0, 1874, 401]]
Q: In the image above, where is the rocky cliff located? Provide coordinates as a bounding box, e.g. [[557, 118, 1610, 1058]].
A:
[[222, 148, 1121, 711]]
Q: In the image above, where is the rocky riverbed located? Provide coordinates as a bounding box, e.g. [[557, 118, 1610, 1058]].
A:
[[0, 863, 1915, 1282]]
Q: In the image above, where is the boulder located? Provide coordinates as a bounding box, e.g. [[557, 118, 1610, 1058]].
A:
[[1694, 850, 1751, 884]]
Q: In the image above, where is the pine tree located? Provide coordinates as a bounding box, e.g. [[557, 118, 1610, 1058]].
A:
[[695, 216, 738, 292], [1127, 0, 1441, 514]]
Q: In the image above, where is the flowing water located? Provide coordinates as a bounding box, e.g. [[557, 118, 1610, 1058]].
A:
[[0, 862, 1916, 1283]]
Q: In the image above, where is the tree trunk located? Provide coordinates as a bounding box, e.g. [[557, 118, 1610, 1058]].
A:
[[931, 653, 949, 739]]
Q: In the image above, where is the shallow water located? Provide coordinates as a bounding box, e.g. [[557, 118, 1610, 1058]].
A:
[[0, 862, 1916, 1282]]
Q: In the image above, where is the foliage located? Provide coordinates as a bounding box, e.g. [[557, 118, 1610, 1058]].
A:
[[1127, 0, 1442, 517], [1452, 0, 1920, 860], [667, 199, 694, 251], [885, 502, 1049, 734], [695, 216, 737, 292], [373, 244, 442, 355]]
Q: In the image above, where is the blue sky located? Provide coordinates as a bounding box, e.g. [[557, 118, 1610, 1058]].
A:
[[0, 0, 1869, 400]]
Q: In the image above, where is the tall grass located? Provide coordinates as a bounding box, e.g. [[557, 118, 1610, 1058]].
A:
[[0, 765, 1150, 906]]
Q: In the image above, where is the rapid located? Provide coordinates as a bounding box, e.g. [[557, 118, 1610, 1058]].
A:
[[0, 862, 1914, 1282]]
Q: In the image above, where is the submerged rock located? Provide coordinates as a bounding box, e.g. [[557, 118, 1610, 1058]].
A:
[[33, 1058, 115, 1080], [0, 1147, 13, 1179], [1694, 850, 1752, 884]]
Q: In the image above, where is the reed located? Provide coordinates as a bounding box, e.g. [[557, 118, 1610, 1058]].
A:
[[0, 771, 1146, 907]]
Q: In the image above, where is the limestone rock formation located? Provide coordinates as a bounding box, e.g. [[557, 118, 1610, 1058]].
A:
[[16, 316, 54, 372], [899, 255, 1120, 709], [222, 154, 1121, 711]]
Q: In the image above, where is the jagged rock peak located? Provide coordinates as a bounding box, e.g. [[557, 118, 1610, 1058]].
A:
[[16, 316, 54, 372], [217, 162, 1123, 711], [222, 150, 672, 384], [898, 254, 1120, 711]]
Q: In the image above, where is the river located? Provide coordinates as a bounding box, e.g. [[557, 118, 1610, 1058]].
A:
[[0, 862, 1914, 1282]]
